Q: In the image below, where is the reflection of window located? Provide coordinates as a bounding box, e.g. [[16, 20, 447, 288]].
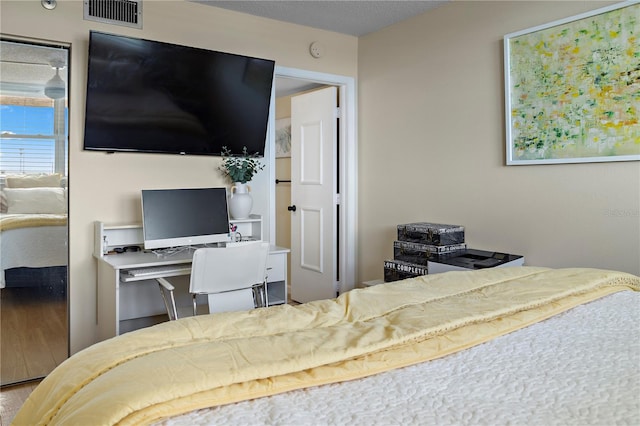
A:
[[0, 97, 68, 175]]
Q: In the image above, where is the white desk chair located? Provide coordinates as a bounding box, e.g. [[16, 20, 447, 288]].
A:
[[157, 241, 270, 320]]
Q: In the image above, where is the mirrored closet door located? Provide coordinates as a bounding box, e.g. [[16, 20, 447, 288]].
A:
[[0, 38, 69, 385]]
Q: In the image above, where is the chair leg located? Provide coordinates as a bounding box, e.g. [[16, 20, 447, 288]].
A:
[[157, 279, 178, 321], [160, 286, 178, 321], [262, 280, 268, 307], [252, 282, 267, 308], [169, 291, 178, 320], [192, 294, 198, 316]]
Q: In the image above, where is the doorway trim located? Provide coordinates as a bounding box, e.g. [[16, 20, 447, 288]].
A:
[[268, 66, 357, 293]]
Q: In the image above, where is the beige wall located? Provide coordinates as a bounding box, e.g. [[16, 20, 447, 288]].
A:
[[358, 1, 639, 282], [1, 0, 357, 353]]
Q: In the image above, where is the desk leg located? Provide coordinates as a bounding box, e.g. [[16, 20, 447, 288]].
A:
[[97, 260, 118, 341]]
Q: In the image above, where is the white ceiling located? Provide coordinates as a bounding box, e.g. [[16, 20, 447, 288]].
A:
[[0, 40, 68, 99], [194, 1, 447, 37]]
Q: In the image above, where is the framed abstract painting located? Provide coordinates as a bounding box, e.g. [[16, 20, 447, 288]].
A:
[[504, 1, 640, 165]]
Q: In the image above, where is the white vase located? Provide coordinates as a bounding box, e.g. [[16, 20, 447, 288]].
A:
[[228, 182, 253, 219]]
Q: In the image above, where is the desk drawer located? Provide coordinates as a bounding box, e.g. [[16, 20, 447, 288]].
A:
[[266, 254, 285, 282]]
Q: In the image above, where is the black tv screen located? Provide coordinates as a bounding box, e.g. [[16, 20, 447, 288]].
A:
[[83, 31, 274, 156]]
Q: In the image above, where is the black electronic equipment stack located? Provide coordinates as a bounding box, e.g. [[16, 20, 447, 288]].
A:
[[384, 222, 466, 282]]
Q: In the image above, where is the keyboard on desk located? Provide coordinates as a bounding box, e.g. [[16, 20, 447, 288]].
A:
[[125, 264, 192, 278]]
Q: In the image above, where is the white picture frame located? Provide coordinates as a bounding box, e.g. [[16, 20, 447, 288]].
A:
[[504, 1, 640, 165]]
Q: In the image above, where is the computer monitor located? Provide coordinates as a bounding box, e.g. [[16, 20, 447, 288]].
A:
[[141, 187, 231, 250]]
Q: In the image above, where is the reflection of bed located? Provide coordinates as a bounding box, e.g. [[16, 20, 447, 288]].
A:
[[0, 213, 68, 288], [14, 267, 640, 425], [0, 173, 68, 289]]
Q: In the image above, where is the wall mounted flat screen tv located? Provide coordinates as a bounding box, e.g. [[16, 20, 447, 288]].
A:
[[83, 31, 275, 156]]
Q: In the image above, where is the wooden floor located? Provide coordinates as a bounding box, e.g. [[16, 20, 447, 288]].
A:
[[0, 284, 67, 424], [1, 285, 67, 386], [0, 286, 68, 386], [0, 381, 40, 426]]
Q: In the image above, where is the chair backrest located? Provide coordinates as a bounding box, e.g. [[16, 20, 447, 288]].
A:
[[189, 241, 269, 296]]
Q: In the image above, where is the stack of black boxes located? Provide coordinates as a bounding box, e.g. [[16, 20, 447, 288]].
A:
[[383, 222, 466, 282]]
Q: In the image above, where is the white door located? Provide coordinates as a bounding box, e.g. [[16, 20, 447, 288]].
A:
[[290, 87, 338, 303]]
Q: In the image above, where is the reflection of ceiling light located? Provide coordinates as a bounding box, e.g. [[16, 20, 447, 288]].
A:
[[44, 67, 65, 99]]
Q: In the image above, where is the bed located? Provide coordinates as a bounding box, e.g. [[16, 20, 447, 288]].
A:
[[13, 266, 640, 425], [0, 174, 68, 289]]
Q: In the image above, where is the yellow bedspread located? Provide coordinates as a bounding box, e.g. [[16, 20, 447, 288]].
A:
[[0, 213, 67, 231], [13, 267, 640, 426]]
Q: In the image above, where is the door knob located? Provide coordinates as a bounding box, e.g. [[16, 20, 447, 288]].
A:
[[288, 205, 297, 212]]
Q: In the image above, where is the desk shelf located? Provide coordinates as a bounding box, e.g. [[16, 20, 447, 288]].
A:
[[230, 215, 263, 242], [94, 222, 143, 257], [95, 215, 264, 257], [267, 281, 286, 305]]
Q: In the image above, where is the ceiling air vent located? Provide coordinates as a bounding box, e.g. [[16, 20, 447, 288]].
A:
[[84, 0, 142, 29]]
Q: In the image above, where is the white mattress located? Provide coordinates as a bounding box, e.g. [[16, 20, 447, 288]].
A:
[[0, 223, 68, 288], [160, 290, 640, 426]]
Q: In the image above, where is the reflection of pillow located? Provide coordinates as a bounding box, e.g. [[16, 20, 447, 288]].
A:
[[6, 173, 62, 188], [4, 187, 67, 214]]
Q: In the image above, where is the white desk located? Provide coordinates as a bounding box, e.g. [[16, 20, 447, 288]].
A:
[[96, 245, 289, 341]]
